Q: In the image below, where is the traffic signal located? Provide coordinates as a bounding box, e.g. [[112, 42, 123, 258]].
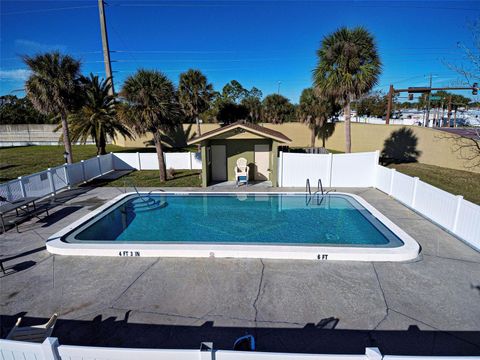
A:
[[408, 93, 414, 100], [473, 83, 478, 95]]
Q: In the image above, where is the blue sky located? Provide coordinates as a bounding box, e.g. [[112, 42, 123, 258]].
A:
[[1, 0, 479, 103]]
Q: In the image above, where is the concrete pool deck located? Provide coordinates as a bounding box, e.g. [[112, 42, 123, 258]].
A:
[[0, 185, 479, 355]]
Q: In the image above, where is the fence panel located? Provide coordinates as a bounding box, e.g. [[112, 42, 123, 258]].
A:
[[412, 180, 458, 231], [138, 153, 158, 170], [113, 153, 139, 170], [99, 154, 114, 174], [66, 162, 85, 185], [58, 345, 200, 360], [165, 152, 192, 170], [22, 172, 52, 198], [0, 339, 47, 360], [0, 179, 24, 202], [330, 152, 377, 187], [83, 157, 101, 180], [391, 171, 415, 206], [217, 351, 366, 360], [455, 199, 480, 251], [51, 165, 68, 192], [375, 165, 392, 194], [191, 152, 202, 169], [280, 153, 331, 187]]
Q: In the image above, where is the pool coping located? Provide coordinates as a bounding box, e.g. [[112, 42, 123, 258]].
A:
[[46, 191, 420, 262]]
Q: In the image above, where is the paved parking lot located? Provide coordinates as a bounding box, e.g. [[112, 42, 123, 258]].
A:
[[1, 185, 479, 355]]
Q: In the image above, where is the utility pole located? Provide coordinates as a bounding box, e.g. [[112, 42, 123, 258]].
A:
[[386, 84, 394, 124], [98, 0, 114, 95], [425, 74, 432, 127], [277, 81, 282, 94]]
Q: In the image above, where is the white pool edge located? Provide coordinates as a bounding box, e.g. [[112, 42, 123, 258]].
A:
[[46, 191, 420, 262]]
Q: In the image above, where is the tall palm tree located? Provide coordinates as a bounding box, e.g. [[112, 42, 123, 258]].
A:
[[68, 74, 133, 155], [121, 69, 180, 182], [313, 27, 381, 153], [297, 88, 336, 148], [24, 52, 81, 163], [178, 69, 213, 138]]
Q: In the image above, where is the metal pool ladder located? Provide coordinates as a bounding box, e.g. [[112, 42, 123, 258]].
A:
[[305, 178, 334, 206], [123, 179, 167, 210]]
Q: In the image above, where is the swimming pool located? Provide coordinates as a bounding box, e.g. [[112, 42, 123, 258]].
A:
[[47, 192, 420, 261]]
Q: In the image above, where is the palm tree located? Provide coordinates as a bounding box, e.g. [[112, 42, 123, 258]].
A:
[[298, 88, 336, 148], [178, 69, 213, 138], [313, 27, 381, 153], [24, 52, 81, 163], [68, 74, 133, 155], [262, 94, 294, 124], [121, 69, 180, 182]]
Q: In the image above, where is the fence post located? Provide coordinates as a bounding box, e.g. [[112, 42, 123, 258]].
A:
[[200, 342, 213, 360], [41, 337, 60, 360], [97, 155, 102, 175], [411, 177, 419, 208], [452, 195, 464, 232], [5, 181, 13, 201], [81, 160, 86, 183], [327, 152, 334, 187], [63, 164, 71, 189], [389, 168, 396, 196], [137, 152, 142, 170], [18, 177, 27, 198], [278, 151, 283, 187], [47, 168, 56, 196], [373, 150, 380, 187], [110, 152, 115, 171], [189, 152, 193, 170]]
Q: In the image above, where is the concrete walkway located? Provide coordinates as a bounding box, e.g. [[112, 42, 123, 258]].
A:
[[0, 186, 479, 355]]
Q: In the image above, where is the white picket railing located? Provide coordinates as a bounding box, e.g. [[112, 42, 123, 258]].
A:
[[0, 154, 115, 203], [9, 338, 468, 360]]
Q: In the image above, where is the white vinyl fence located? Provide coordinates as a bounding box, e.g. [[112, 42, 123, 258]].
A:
[[112, 151, 202, 171], [6, 338, 471, 360], [278, 151, 380, 188], [375, 164, 480, 251], [0, 152, 201, 204]]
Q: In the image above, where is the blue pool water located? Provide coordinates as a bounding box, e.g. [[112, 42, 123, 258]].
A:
[[69, 194, 403, 248]]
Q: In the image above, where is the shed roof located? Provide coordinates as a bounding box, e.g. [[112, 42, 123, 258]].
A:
[[187, 121, 292, 145]]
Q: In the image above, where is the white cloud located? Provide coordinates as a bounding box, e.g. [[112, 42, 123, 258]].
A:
[[15, 39, 67, 53], [0, 69, 31, 81]]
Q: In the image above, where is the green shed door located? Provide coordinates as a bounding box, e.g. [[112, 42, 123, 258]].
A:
[[211, 145, 227, 181]]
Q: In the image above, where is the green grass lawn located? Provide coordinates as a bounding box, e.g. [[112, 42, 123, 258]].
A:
[[96, 170, 202, 188], [387, 162, 480, 205]]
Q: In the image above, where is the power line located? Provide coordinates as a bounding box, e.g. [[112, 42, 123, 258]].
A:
[[1, 5, 97, 15]]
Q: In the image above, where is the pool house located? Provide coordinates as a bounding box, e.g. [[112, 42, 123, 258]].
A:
[[187, 120, 291, 187]]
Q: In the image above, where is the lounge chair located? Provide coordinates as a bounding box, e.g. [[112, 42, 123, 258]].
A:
[[6, 313, 58, 342], [235, 158, 249, 186]]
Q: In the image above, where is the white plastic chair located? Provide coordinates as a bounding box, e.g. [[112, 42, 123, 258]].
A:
[[235, 158, 249, 186], [6, 313, 58, 342]]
